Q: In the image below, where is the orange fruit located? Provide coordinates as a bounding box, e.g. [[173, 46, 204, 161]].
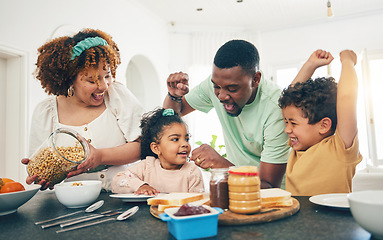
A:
[[0, 182, 25, 194], [0, 178, 15, 190], [0, 178, 15, 184]]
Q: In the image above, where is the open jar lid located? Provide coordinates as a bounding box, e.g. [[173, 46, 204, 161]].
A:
[[228, 166, 259, 176], [50, 128, 89, 164]]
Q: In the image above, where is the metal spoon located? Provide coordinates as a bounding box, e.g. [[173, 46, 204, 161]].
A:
[[42, 208, 121, 229], [35, 200, 104, 225], [56, 206, 139, 233]]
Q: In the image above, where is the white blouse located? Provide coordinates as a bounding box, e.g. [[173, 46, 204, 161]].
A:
[[28, 81, 144, 190]]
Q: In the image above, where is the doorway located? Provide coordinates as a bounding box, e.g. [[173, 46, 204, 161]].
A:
[[125, 55, 161, 112], [0, 45, 28, 182]]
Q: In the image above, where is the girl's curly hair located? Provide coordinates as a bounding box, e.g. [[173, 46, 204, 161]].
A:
[[140, 108, 186, 159], [278, 77, 338, 133], [34, 28, 121, 96]]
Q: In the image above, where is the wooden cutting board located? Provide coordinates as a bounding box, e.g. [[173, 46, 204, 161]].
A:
[[150, 197, 300, 225]]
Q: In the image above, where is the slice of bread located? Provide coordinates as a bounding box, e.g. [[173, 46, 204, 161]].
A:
[[147, 192, 203, 206], [261, 198, 293, 208], [260, 188, 291, 203], [158, 197, 210, 212]]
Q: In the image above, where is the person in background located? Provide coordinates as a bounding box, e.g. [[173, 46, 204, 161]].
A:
[[163, 40, 290, 189], [278, 49, 362, 196], [111, 108, 204, 195], [22, 28, 144, 191]]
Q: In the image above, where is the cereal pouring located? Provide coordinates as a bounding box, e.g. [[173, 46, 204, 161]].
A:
[[27, 128, 89, 185]]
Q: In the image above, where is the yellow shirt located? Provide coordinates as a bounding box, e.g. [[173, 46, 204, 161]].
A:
[[286, 129, 362, 196]]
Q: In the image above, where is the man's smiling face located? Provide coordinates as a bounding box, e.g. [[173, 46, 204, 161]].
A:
[[211, 65, 259, 117]]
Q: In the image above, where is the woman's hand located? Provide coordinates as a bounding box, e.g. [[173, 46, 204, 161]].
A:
[[135, 184, 159, 196], [21, 158, 52, 190], [67, 143, 103, 178]]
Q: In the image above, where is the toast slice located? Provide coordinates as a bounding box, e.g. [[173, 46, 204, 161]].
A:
[[147, 192, 203, 206], [158, 197, 210, 212], [261, 198, 293, 208], [260, 188, 292, 207], [260, 188, 291, 202]]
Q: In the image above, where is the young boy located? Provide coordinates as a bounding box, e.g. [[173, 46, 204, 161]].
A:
[[278, 49, 362, 196]]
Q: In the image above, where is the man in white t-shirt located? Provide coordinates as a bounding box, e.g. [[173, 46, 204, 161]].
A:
[[163, 40, 290, 188]]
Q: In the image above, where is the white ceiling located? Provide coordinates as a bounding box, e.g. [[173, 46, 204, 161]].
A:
[[133, 0, 383, 32]]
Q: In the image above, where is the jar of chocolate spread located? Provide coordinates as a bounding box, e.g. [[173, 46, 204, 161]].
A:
[[209, 168, 229, 210]]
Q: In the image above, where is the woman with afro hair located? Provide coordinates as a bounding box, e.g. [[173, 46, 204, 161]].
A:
[[22, 28, 144, 191]]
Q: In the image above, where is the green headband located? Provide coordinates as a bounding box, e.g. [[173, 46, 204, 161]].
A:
[[70, 37, 108, 61], [162, 109, 175, 116]]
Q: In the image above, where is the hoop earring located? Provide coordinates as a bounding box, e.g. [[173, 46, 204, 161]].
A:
[[68, 86, 74, 97]]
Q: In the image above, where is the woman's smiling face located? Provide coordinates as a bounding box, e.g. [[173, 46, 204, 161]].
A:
[[72, 63, 112, 107]]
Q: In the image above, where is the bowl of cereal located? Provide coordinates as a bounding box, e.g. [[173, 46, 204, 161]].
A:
[[55, 180, 102, 208], [27, 128, 89, 186]]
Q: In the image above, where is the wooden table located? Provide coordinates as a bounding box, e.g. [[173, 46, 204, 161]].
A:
[[0, 191, 372, 240]]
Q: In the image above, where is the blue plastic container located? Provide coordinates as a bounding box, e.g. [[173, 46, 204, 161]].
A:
[[159, 205, 223, 240]]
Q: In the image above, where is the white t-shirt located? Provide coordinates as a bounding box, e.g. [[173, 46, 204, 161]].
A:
[[28, 81, 144, 191]]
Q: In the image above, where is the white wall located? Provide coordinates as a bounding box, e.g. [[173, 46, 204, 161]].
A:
[[166, 12, 383, 84], [260, 13, 383, 80], [0, 58, 5, 176]]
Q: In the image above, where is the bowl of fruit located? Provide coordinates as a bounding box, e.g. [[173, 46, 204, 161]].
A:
[[0, 178, 40, 216]]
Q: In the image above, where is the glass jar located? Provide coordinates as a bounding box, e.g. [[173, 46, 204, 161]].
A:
[[27, 128, 89, 185], [209, 168, 229, 210], [228, 166, 261, 214]]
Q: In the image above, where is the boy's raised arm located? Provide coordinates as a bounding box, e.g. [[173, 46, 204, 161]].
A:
[[292, 49, 334, 85], [337, 50, 358, 149]]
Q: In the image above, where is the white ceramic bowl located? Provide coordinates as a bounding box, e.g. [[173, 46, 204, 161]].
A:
[[0, 184, 40, 216], [55, 180, 102, 208], [348, 190, 383, 239]]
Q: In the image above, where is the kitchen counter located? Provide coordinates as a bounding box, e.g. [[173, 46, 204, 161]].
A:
[[0, 191, 372, 240]]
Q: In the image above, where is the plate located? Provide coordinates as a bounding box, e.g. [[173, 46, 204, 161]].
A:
[[0, 184, 41, 216], [109, 193, 166, 202], [309, 193, 350, 209]]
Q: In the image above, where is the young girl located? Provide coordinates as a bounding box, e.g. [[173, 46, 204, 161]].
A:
[[111, 108, 205, 195]]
